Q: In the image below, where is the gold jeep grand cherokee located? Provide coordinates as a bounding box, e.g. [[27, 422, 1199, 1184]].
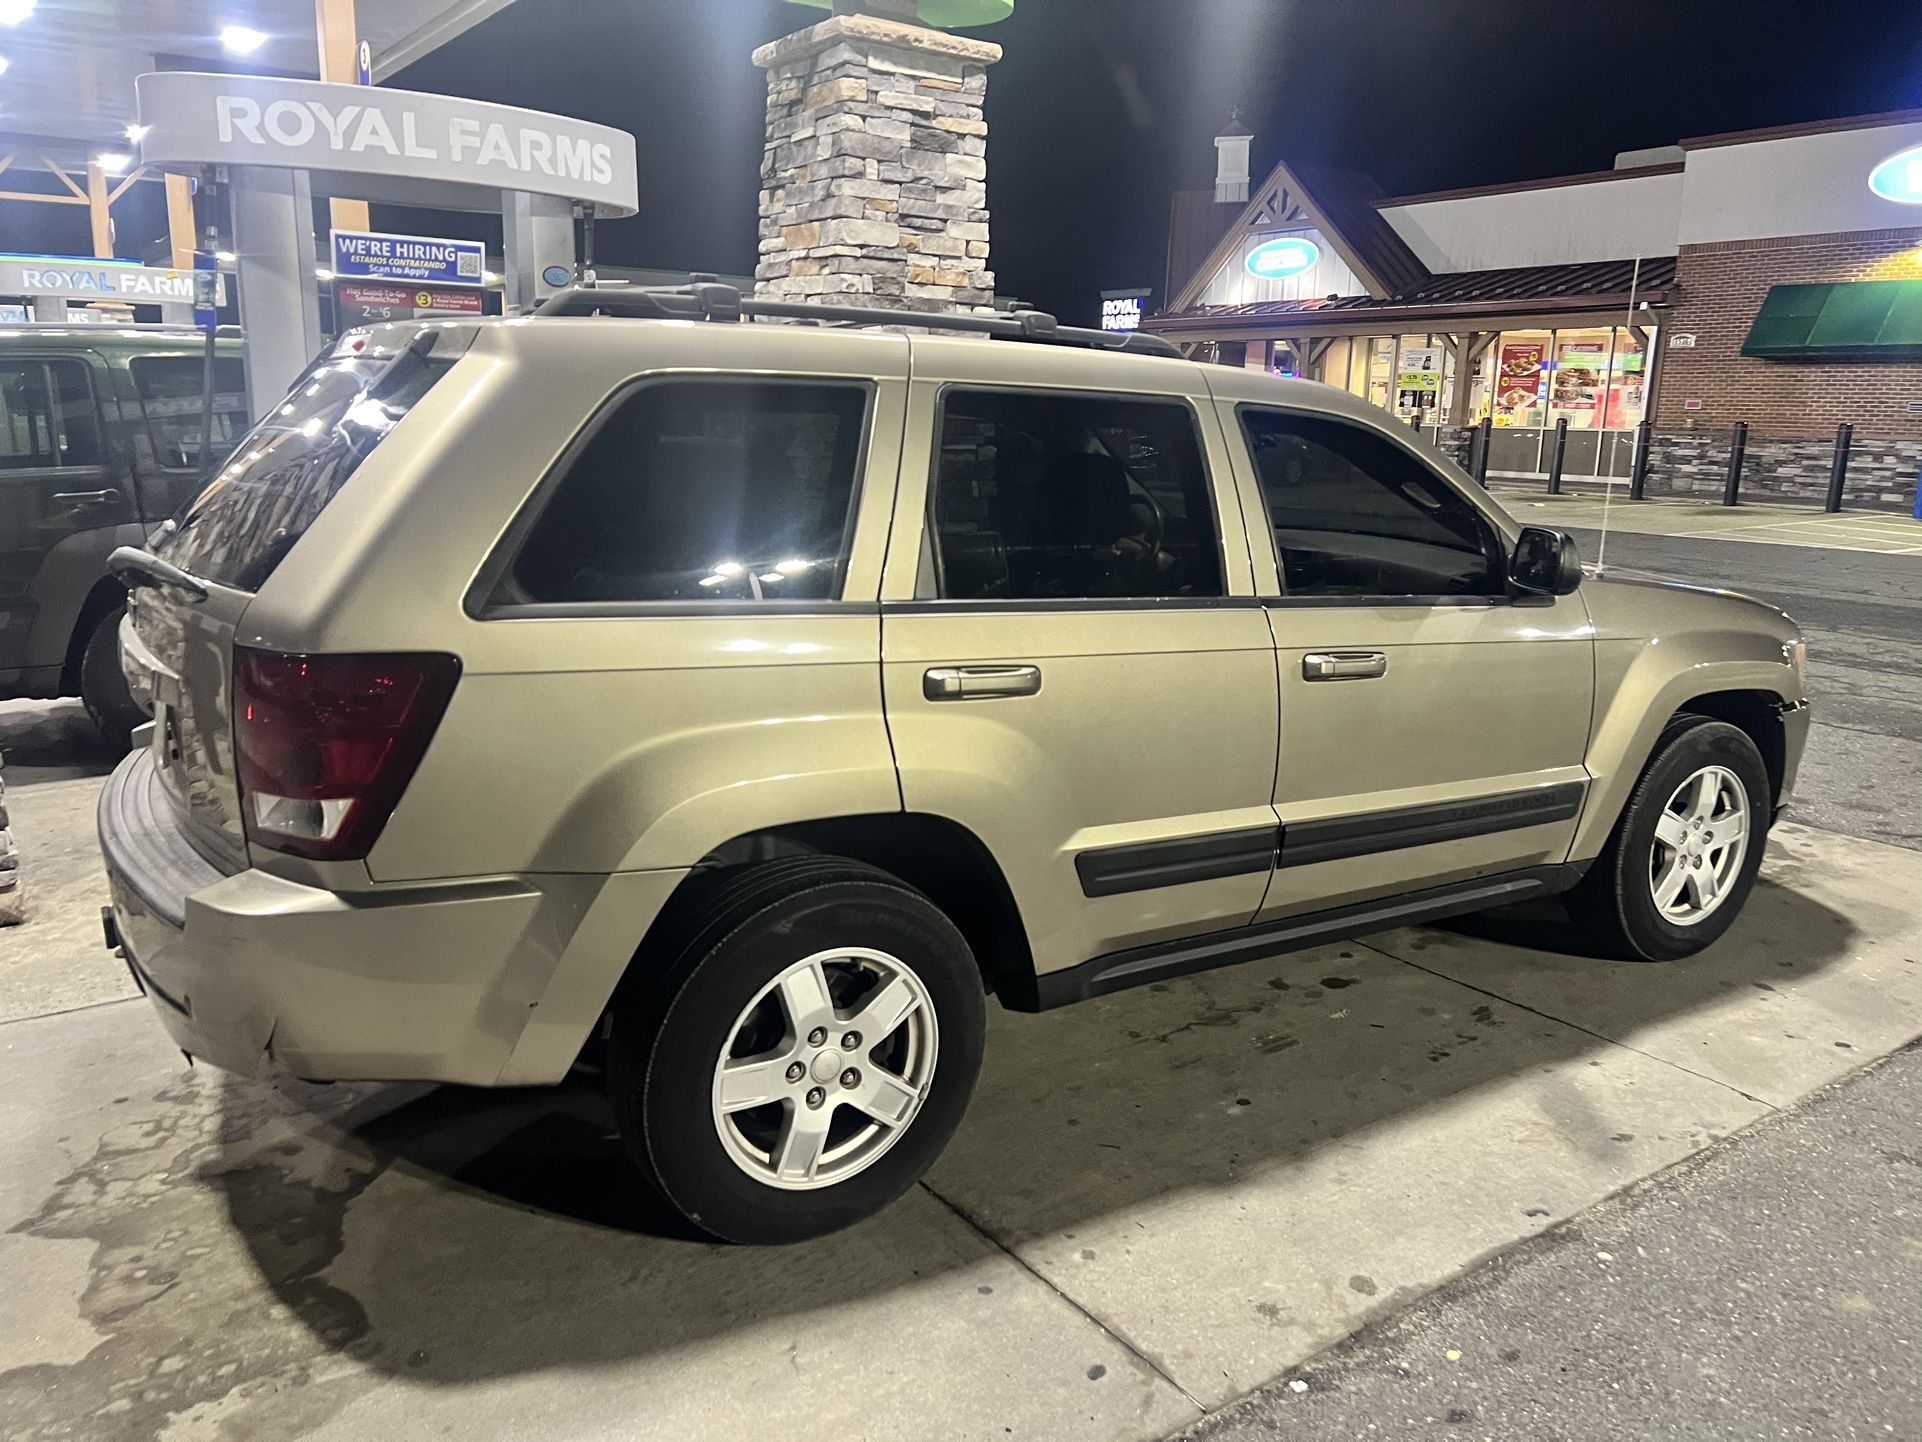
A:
[[99, 283, 1808, 1244]]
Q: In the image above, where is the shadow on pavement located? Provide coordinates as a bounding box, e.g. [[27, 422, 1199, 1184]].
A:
[[178, 865, 1855, 1392], [0, 699, 121, 786]]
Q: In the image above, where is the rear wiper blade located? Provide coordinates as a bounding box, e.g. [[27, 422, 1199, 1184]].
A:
[[107, 546, 211, 603]]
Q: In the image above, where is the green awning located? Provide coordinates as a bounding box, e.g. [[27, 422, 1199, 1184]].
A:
[[1742, 280, 1922, 359]]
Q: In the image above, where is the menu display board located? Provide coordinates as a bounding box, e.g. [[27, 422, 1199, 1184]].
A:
[[1495, 340, 1547, 424]]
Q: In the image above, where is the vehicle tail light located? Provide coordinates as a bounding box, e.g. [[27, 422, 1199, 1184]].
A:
[[233, 647, 460, 861]]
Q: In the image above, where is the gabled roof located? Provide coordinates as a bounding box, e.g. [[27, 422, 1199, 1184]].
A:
[[1151, 255, 1677, 334], [1168, 155, 1431, 310]]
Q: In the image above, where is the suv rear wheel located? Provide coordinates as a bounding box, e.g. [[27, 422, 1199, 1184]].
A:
[[79, 605, 146, 750], [608, 856, 986, 1244], [1568, 717, 1772, 961]]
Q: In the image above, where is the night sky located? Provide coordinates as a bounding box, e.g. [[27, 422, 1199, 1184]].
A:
[[29, 1, 1922, 323], [382, 0, 1922, 323]]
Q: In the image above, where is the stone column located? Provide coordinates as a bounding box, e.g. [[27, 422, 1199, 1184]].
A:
[[753, 14, 999, 313]]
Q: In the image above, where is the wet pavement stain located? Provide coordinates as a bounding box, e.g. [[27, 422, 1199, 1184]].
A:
[[1319, 978, 1359, 991], [0, 1070, 389, 1441]]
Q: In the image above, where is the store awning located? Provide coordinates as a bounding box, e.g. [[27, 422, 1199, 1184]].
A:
[[1742, 280, 1922, 359], [1147, 255, 1677, 336]]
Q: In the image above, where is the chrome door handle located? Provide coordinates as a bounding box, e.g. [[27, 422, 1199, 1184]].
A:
[[53, 488, 122, 506], [1303, 651, 1388, 681], [923, 665, 1042, 700]]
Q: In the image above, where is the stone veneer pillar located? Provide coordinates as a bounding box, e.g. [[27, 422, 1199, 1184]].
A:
[[753, 14, 999, 312]]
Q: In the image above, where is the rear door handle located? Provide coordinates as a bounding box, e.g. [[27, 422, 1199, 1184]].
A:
[[53, 488, 122, 506], [1302, 651, 1388, 681], [923, 664, 1042, 700]]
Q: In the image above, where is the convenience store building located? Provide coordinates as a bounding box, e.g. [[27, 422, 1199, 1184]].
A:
[[1149, 108, 1922, 509]]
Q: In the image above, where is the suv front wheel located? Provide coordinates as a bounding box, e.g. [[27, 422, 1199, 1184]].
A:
[[608, 856, 986, 1244], [1568, 717, 1772, 961]]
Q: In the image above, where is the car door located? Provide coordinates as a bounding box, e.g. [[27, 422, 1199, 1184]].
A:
[[0, 354, 132, 680], [1217, 395, 1594, 921], [880, 340, 1281, 980]]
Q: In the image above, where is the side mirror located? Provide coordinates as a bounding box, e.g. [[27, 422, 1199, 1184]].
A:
[[1509, 526, 1583, 596]]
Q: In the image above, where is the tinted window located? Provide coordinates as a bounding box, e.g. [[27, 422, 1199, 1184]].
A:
[[508, 380, 868, 605], [161, 347, 453, 591], [130, 355, 250, 470], [1241, 409, 1502, 598], [931, 389, 1222, 601], [0, 360, 100, 470]]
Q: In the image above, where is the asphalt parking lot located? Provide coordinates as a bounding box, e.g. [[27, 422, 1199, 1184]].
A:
[[1, 496, 1918, 1442]]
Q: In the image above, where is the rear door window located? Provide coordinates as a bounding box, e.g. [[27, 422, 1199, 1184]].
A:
[[159, 346, 455, 592], [929, 388, 1224, 601], [129, 355, 250, 470], [500, 378, 870, 606]]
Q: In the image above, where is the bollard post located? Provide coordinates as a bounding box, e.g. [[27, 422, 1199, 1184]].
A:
[[1629, 420, 1652, 500], [1409, 410, 1423, 438], [1473, 416, 1492, 487], [1546, 416, 1570, 494], [1824, 422, 1853, 513], [1722, 421, 1748, 507]]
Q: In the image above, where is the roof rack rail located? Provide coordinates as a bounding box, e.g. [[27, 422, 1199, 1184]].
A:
[[533, 276, 1181, 358]]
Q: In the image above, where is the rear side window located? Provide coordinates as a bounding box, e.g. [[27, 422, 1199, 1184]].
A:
[[129, 355, 250, 470], [0, 359, 101, 469], [930, 388, 1223, 601], [505, 379, 869, 605], [160, 347, 454, 592]]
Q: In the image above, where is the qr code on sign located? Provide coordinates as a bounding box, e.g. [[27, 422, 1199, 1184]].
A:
[[458, 251, 482, 278]]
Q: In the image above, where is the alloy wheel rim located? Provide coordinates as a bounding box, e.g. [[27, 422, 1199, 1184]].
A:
[[1649, 764, 1750, 926], [710, 947, 938, 1191]]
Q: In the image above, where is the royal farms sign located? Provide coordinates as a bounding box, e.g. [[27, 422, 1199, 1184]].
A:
[[135, 73, 639, 216]]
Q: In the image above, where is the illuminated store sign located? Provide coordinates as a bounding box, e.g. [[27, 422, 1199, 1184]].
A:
[[1100, 288, 1150, 332], [1869, 146, 1922, 204], [1245, 235, 1321, 280]]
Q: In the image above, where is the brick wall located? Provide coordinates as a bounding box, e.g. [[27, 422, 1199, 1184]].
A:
[[1643, 228, 1922, 509], [1654, 227, 1922, 435]]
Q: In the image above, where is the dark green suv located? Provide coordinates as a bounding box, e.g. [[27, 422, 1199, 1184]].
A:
[[0, 326, 246, 741]]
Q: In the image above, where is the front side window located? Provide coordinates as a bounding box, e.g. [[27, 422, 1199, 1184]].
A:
[[930, 389, 1223, 601], [0, 360, 101, 470], [1241, 409, 1503, 599], [130, 355, 250, 470], [507, 380, 869, 605]]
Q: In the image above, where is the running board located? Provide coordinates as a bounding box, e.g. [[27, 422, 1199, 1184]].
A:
[[1025, 864, 1585, 1011]]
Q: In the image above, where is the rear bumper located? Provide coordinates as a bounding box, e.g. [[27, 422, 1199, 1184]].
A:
[[97, 748, 679, 1085]]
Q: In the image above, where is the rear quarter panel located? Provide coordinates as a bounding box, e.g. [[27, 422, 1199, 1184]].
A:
[[236, 320, 913, 883]]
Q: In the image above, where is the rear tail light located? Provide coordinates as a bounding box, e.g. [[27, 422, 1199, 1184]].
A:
[[233, 647, 460, 861]]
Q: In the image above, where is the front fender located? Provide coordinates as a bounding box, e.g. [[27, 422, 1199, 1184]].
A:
[[1572, 576, 1803, 859]]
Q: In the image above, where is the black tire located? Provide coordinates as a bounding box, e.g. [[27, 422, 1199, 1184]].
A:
[[607, 856, 986, 1245], [1568, 717, 1772, 962], [79, 605, 146, 750]]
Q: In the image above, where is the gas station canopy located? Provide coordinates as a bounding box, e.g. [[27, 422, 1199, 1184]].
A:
[[0, 0, 521, 144]]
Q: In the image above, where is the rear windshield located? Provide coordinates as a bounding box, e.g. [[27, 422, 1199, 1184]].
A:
[[159, 346, 454, 591]]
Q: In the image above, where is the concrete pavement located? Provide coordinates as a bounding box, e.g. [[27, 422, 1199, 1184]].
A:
[[1177, 1040, 1922, 1442], [3, 750, 1920, 1438]]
